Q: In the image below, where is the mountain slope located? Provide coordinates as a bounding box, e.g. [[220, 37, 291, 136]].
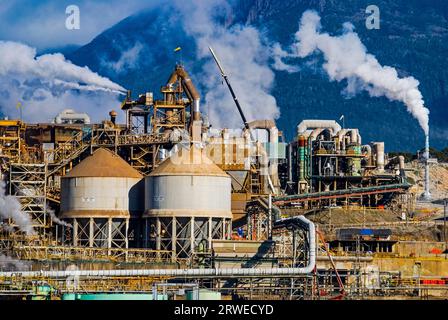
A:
[[67, 0, 448, 151]]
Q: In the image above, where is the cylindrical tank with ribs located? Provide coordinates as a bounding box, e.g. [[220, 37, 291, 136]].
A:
[[143, 146, 232, 258], [60, 148, 144, 249]]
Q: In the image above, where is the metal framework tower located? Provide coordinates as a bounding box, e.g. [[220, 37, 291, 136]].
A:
[[9, 163, 47, 229]]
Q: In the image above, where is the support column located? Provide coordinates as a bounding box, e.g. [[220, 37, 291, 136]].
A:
[[89, 217, 94, 248], [125, 219, 129, 249], [190, 217, 195, 254], [156, 218, 161, 251], [208, 217, 212, 250], [172, 217, 177, 255], [73, 219, 78, 246], [108, 218, 112, 253]]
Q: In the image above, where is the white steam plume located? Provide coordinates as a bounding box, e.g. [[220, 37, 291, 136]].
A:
[[175, 0, 280, 128], [275, 10, 430, 135], [0, 254, 30, 271], [102, 42, 144, 74], [0, 41, 126, 123], [47, 206, 72, 228], [0, 181, 35, 235]]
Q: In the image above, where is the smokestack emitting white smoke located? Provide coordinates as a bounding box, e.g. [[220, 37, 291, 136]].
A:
[[424, 134, 431, 199], [47, 207, 72, 228], [280, 10, 430, 135], [0, 254, 29, 271], [276, 10, 431, 198], [0, 181, 35, 235]]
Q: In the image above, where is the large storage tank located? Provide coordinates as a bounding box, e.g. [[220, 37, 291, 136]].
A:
[[60, 148, 144, 248], [143, 146, 232, 257]]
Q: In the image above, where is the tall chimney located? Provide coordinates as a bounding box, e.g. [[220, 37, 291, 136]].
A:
[[424, 134, 431, 200], [109, 110, 117, 126]]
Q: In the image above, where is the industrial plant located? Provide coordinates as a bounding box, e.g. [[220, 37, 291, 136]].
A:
[[0, 50, 447, 300]]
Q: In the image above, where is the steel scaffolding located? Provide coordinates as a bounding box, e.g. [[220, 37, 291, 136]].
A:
[[9, 163, 47, 229]]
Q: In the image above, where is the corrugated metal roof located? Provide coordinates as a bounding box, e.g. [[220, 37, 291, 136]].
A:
[[64, 148, 142, 178], [150, 146, 229, 177]]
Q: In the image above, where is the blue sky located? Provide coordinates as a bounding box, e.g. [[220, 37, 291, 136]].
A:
[[0, 0, 158, 50]]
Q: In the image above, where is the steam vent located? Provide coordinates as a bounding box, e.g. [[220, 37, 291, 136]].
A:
[[60, 148, 144, 248], [143, 146, 232, 257]]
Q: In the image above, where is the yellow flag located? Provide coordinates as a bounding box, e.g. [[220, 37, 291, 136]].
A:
[[16, 102, 22, 109], [174, 47, 182, 52]]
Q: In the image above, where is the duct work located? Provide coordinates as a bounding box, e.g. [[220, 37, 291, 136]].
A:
[[297, 120, 342, 136], [166, 65, 201, 121], [0, 216, 315, 278], [54, 109, 91, 124], [424, 134, 431, 200]]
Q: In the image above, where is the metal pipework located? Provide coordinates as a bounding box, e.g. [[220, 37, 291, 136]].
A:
[[335, 129, 347, 152], [0, 216, 315, 278], [247, 120, 278, 144], [373, 142, 385, 172], [298, 135, 306, 181], [166, 65, 201, 121], [297, 120, 342, 136], [424, 134, 431, 199], [247, 120, 281, 192], [361, 144, 372, 166]]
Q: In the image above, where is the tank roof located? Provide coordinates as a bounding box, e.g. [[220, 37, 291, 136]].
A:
[[64, 148, 142, 178], [149, 146, 229, 177]]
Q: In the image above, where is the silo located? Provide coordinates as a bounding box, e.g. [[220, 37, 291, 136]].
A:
[[143, 146, 232, 258], [60, 148, 144, 249]]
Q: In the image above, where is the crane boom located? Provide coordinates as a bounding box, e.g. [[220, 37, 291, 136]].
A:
[[209, 46, 249, 129]]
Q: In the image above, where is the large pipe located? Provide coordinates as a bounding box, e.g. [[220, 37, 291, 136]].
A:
[[362, 144, 372, 166], [247, 120, 278, 144], [248, 120, 281, 193], [297, 120, 342, 136], [335, 129, 347, 152], [167, 65, 201, 121], [373, 142, 385, 172], [0, 217, 315, 278], [398, 155, 405, 177]]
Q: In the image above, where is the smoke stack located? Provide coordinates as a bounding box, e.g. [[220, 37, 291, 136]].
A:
[[424, 134, 431, 200], [109, 110, 117, 125]]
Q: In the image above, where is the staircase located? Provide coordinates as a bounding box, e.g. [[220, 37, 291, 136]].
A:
[[47, 131, 89, 177]]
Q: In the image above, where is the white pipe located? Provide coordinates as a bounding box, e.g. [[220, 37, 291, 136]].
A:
[[247, 120, 278, 144], [335, 129, 347, 152], [424, 134, 431, 199], [297, 120, 341, 136], [362, 145, 372, 165], [0, 218, 316, 278], [373, 142, 385, 172]]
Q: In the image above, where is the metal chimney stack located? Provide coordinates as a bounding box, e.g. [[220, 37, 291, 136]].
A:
[[424, 134, 431, 200]]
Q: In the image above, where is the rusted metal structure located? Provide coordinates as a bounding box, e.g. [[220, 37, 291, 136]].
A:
[[60, 148, 144, 249], [143, 146, 232, 258]]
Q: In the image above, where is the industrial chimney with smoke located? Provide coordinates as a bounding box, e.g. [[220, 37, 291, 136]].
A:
[[423, 134, 431, 200]]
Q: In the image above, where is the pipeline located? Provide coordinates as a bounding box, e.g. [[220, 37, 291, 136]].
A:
[[0, 216, 315, 278], [297, 120, 341, 136], [247, 120, 281, 192], [372, 142, 385, 172], [424, 134, 431, 199], [166, 65, 201, 121], [247, 120, 278, 144]]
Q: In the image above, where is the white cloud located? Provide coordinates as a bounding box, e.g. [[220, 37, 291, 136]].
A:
[[0, 41, 126, 123]]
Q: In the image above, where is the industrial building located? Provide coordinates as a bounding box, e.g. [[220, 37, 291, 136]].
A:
[[0, 59, 446, 300]]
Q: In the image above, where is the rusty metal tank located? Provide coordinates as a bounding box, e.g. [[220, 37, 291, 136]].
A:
[[60, 148, 144, 219], [144, 146, 232, 219]]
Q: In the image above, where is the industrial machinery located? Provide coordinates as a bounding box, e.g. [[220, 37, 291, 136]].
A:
[[143, 146, 232, 258], [0, 58, 438, 301]]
